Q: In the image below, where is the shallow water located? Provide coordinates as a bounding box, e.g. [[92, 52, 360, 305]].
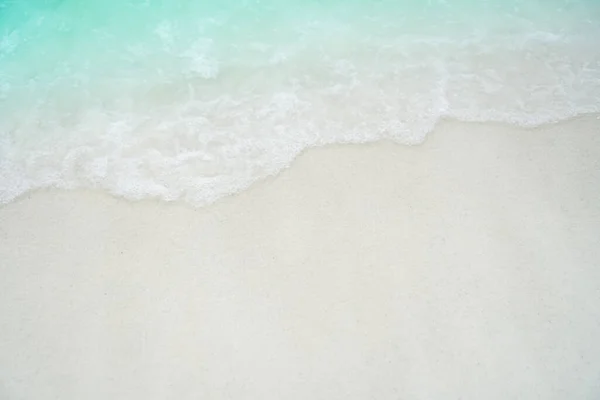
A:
[[1, 0, 599, 205]]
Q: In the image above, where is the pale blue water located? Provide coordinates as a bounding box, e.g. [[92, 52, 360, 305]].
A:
[[1, 0, 599, 205]]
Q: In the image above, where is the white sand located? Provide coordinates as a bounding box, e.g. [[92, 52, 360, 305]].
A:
[[1, 117, 600, 399]]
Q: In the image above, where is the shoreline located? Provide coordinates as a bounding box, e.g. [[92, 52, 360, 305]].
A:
[[2, 113, 600, 209], [2, 117, 600, 399]]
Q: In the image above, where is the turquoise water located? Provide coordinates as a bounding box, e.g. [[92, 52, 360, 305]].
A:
[[1, 0, 599, 205]]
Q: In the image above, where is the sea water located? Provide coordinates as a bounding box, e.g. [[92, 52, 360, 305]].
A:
[[1, 0, 599, 205]]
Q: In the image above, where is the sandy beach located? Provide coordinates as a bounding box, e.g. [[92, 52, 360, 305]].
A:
[[1, 116, 600, 399]]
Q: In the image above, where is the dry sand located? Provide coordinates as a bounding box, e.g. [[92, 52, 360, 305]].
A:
[[1, 117, 600, 399]]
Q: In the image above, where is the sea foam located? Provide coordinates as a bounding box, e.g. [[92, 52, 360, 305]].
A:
[[1, 0, 599, 205]]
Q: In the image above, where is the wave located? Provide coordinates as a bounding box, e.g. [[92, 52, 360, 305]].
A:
[[1, 0, 600, 205]]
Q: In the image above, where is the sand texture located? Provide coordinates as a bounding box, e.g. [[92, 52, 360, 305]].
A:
[[1, 117, 600, 399]]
